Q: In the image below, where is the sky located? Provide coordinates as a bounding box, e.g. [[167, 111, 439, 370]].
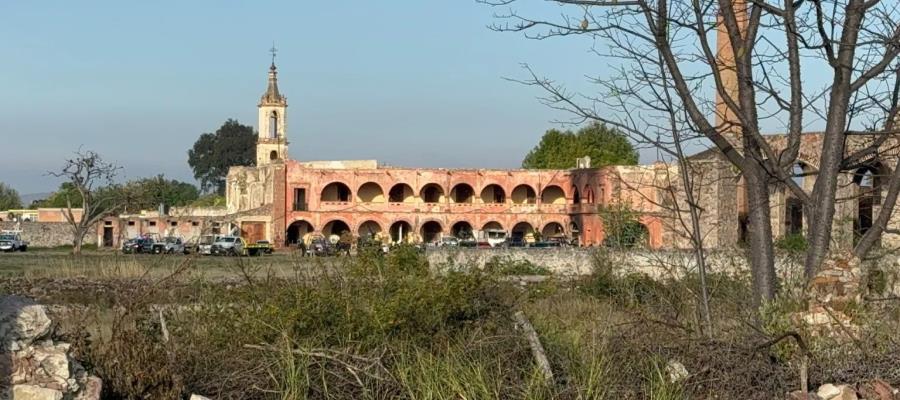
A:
[[0, 1, 831, 196]]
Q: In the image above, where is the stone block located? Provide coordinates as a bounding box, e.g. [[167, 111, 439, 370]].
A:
[[11, 384, 63, 400]]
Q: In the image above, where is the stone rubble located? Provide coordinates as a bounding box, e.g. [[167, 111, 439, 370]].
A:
[[0, 296, 101, 400], [788, 380, 900, 400]]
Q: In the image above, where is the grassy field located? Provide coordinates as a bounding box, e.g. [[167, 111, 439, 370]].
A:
[[4, 247, 900, 399]]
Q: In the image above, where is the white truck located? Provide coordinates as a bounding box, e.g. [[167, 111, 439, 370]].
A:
[[0, 230, 28, 252]]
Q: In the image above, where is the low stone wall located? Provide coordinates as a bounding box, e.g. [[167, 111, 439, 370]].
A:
[[0, 221, 97, 248], [426, 247, 810, 281]]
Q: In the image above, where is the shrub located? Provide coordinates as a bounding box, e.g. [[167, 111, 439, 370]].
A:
[[775, 233, 807, 252], [484, 256, 551, 275]]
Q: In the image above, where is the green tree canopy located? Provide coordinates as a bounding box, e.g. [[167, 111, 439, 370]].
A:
[[31, 182, 82, 208], [120, 175, 200, 212], [34, 177, 199, 213], [522, 122, 638, 169], [0, 182, 22, 210], [188, 119, 256, 194]]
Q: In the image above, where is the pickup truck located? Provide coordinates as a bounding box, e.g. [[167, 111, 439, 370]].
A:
[[211, 236, 273, 256], [150, 237, 186, 254], [0, 231, 28, 252]]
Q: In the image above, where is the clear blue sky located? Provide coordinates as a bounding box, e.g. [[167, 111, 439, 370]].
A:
[[2, 1, 623, 194]]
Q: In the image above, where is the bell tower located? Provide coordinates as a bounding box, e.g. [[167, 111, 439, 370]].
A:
[[257, 46, 288, 166]]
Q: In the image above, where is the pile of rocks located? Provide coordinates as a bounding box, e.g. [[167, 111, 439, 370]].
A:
[[788, 380, 898, 399], [0, 296, 101, 400]]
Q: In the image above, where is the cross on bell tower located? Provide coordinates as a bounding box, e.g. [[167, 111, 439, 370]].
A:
[[257, 44, 289, 166]]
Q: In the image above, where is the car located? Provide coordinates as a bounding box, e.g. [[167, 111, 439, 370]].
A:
[[505, 236, 527, 248], [150, 237, 186, 254], [0, 231, 28, 252], [211, 236, 243, 256], [140, 237, 157, 253], [483, 229, 508, 247], [255, 240, 274, 254], [439, 237, 460, 247], [122, 237, 153, 254], [307, 234, 338, 257], [197, 235, 221, 255], [532, 241, 562, 248]]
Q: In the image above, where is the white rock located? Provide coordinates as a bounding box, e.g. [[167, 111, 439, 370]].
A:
[[665, 360, 689, 383], [11, 384, 63, 400], [0, 296, 51, 351], [817, 383, 841, 399], [190, 395, 212, 400], [833, 385, 858, 400]]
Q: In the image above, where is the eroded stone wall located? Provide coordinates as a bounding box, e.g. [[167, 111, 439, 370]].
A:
[[0, 221, 97, 248]]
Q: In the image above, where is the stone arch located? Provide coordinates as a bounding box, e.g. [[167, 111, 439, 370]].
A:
[[321, 182, 352, 202], [323, 219, 352, 238], [357, 220, 383, 241], [286, 220, 314, 246], [482, 221, 504, 231], [388, 183, 416, 203], [389, 220, 414, 243], [573, 186, 581, 204], [511, 184, 537, 204], [269, 110, 279, 138], [450, 221, 474, 240], [269, 150, 279, 161], [511, 221, 536, 243], [357, 182, 385, 203], [480, 184, 506, 204], [583, 185, 595, 204], [420, 183, 445, 203], [450, 183, 475, 204], [541, 185, 566, 205], [541, 222, 565, 238], [420, 220, 444, 244], [853, 164, 885, 239]]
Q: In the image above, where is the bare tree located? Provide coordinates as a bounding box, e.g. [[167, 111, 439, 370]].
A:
[[49, 150, 123, 255], [482, 0, 900, 305]]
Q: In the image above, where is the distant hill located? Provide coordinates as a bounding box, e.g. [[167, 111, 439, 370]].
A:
[[20, 192, 52, 207]]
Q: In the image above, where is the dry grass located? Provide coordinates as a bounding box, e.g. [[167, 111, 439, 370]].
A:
[[15, 248, 900, 399]]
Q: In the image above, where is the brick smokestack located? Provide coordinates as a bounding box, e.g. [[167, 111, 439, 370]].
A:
[[715, 0, 748, 150]]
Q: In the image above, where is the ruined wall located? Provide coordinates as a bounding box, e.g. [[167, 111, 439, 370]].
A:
[[226, 165, 276, 214], [426, 248, 810, 281], [0, 221, 97, 248]]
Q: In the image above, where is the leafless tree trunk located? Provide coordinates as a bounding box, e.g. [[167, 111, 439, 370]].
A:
[[482, 0, 900, 305], [49, 149, 122, 255]]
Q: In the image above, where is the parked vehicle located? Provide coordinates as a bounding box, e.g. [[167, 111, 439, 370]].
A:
[[211, 236, 273, 256], [532, 240, 562, 248], [121, 238, 143, 254], [211, 236, 242, 256], [255, 240, 274, 254], [197, 235, 221, 255], [307, 234, 337, 257], [439, 237, 460, 247], [483, 229, 508, 247], [140, 237, 157, 253], [505, 236, 527, 248], [121, 236, 157, 254], [150, 237, 186, 254], [0, 231, 27, 252]]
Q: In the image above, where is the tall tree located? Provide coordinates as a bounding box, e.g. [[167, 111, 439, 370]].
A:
[[0, 183, 22, 210], [121, 175, 199, 212], [484, 0, 900, 306], [31, 183, 82, 208], [188, 119, 256, 194], [522, 122, 638, 169], [49, 150, 124, 255]]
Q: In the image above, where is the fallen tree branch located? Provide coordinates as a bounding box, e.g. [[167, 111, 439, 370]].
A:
[[513, 310, 554, 384]]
